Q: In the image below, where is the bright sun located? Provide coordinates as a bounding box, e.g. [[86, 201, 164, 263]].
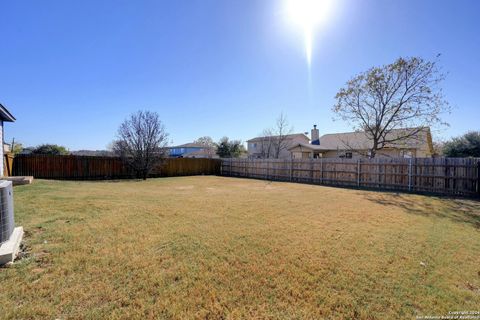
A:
[[285, 0, 334, 66]]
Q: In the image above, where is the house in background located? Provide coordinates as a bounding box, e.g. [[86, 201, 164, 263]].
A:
[[0, 104, 16, 176], [183, 149, 219, 159], [168, 143, 217, 158], [289, 125, 434, 159], [247, 133, 309, 159]]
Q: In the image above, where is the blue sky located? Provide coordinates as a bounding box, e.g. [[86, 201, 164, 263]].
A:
[[1, 0, 479, 150]]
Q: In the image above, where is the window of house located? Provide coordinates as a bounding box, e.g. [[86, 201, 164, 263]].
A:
[[345, 152, 353, 159], [402, 150, 413, 158]]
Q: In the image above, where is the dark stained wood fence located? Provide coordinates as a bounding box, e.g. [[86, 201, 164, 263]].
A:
[[12, 155, 221, 180], [152, 158, 221, 177], [221, 158, 480, 197]]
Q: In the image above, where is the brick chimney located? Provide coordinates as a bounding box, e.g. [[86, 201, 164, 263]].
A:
[[311, 125, 320, 145]]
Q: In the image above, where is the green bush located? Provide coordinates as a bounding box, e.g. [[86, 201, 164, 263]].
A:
[[216, 137, 245, 158], [32, 144, 69, 155], [443, 131, 480, 157]]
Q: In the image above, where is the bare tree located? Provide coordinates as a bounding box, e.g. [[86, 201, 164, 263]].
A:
[[272, 113, 293, 158], [431, 137, 446, 157], [113, 111, 169, 180], [258, 128, 274, 158], [255, 114, 293, 159], [194, 136, 216, 158], [333, 56, 450, 158]]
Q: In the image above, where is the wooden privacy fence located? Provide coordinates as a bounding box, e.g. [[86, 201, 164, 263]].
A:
[[3, 153, 14, 177], [10, 155, 480, 196], [221, 158, 480, 197], [12, 155, 221, 180], [151, 158, 221, 177]]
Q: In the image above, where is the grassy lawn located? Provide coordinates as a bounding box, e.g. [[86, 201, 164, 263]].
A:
[[1, 176, 480, 319]]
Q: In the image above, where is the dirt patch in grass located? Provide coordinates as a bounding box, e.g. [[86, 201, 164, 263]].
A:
[[1, 176, 479, 319]]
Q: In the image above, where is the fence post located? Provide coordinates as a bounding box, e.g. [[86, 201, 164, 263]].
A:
[[320, 158, 323, 184], [267, 160, 270, 180], [290, 159, 293, 182], [264, 160, 266, 180], [408, 158, 413, 192], [310, 158, 314, 183], [357, 159, 361, 187], [477, 161, 480, 195]]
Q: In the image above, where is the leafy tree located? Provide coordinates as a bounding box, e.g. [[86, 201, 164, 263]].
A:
[[12, 142, 23, 155], [333, 56, 450, 158], [443, 131, 480, 157], [8, 139, 23, 155], [113, 111, 169, 180], [32, 144, 69, 155], [216, 137, 245, 158]]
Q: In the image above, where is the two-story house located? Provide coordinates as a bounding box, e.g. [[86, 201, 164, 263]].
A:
[[247, 133, 309, 159]]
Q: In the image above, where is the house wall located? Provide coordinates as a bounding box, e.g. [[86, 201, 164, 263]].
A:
[[247, 142, 260, 157], [289, 145, 320, 159], [183, 149, 219, 159], [169, 147, 203, 157], [413, 144, 433, 157], [248, 140, 278, 158], [291, 151, 311, 159], [322, 148, 426, 159], [248, 135, 309, 159], [290, 146, 430, 160]]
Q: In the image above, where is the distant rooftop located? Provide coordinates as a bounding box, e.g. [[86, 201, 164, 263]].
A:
[[70, 150, 116, 157], [317, 127, 431, 150], [288, 127, 431, 151], [247, 133, 309, 143], [169, 142, 207, 148]]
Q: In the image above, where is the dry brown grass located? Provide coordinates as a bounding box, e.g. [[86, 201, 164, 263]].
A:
[[1, 176, 479, 319]]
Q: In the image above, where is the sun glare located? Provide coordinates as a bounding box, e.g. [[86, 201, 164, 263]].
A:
[[285, 0, 334, 66]]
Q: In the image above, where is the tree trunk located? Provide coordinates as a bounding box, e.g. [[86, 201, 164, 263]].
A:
[[370, 139, 378, 158]]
